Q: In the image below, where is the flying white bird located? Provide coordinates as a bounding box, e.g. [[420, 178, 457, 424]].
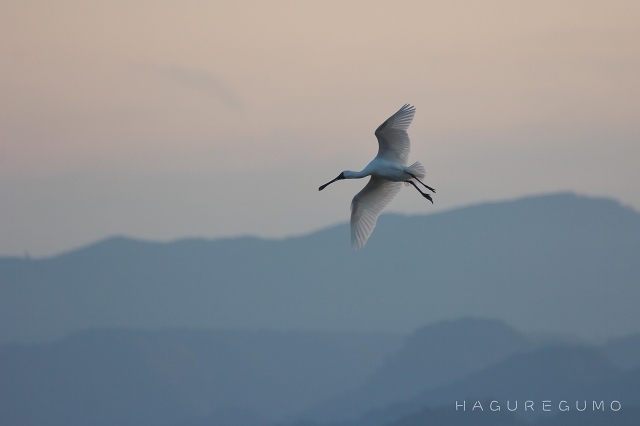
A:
[[319, 104, 435, 249]]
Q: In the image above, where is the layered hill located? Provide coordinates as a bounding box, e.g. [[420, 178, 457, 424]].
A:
[[1, 192, 639, 344], [3, 318, 638, 426], [0, 328, 401, 426], [296, 320, 640, 426]]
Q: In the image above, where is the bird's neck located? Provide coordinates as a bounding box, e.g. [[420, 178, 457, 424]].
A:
[[344, 169, 370, 179]]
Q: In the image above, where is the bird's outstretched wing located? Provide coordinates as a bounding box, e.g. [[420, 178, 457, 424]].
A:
[[374, 104, 415, 165], [351, 176, 402, 249]]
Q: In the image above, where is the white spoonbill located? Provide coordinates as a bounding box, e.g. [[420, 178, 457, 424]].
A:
[[319, 104, 435, 249]]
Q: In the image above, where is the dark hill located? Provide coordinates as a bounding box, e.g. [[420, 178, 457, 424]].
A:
[[1, 193, 639, 344], [0, 328, 401, 426], [301, 318, 538, 423], [298, 338, 640, 426]]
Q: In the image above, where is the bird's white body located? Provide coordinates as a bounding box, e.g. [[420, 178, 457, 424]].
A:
[[344, 158, 419, 182], [319, 104, 434, 249]]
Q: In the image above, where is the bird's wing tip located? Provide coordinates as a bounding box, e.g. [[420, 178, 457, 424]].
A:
[[400, 103, 415, 112]]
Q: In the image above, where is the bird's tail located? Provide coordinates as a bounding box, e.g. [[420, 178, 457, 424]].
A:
[[404, 161, 426, 186]]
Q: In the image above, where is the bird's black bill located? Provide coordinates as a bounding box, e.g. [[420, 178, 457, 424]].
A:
[[318, 173, 345, 191]]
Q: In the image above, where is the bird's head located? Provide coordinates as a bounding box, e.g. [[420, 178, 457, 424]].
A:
[[318, 172, 346, 191]]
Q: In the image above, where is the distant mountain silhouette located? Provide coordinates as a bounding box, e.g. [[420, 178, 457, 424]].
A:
[[0, 328, 401, 426], [296, 326, 640, 426], [301, 318, 539, 423], [396, 354, 640, 426], [2, 319, 639, 426], [418, 345, 633, 408], [1, 193, 639, 344]]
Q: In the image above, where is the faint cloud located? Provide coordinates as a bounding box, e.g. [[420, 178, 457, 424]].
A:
[[133, 63, 243, 109]]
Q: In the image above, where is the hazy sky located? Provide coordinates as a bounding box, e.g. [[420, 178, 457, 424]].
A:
[[1, 1, 639, 256]]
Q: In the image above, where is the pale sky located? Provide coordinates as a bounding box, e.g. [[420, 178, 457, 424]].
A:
[[1, 1, 639, 256]]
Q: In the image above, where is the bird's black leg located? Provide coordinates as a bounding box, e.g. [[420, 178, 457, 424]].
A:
[[406, 180, 433, 204], [407, 173, 436, 193]]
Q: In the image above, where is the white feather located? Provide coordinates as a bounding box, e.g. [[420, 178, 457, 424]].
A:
[[351, 177, 402, 249], [374, 104, 415, 165]]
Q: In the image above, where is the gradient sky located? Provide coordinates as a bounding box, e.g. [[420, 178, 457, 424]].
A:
[[1, 1, 639, 256]]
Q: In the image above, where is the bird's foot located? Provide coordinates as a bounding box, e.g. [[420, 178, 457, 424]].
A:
[[424, 193, 433, 204]]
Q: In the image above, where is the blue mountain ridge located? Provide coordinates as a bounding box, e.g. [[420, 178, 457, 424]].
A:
[[3, 318, 639, 426], [1, 192, 639, 344]]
